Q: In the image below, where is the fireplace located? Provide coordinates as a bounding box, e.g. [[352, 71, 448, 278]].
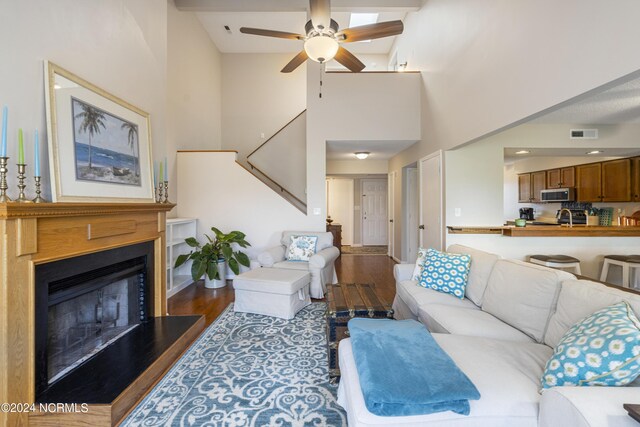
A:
[[35, 242, 154, 400]]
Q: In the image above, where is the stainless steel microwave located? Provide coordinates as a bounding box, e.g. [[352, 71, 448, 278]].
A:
[[540, 188, 575, 202]]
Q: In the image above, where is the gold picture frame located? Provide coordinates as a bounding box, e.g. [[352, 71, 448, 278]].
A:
[[44, 61, 155, 203]]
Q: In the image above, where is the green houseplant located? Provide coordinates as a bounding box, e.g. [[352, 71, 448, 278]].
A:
[[175, 227, 251, 289]]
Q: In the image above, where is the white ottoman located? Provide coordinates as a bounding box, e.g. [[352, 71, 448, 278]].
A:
[[233, 268, 311, 319]]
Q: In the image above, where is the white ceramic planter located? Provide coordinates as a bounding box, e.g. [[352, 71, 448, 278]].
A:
[[203, 259, 227, 289]]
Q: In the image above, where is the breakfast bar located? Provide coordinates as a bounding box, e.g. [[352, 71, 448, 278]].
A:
[[447, 225, 640, 237]]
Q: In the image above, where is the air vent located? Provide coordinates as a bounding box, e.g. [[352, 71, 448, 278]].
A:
[[570, 129, 598, 139]]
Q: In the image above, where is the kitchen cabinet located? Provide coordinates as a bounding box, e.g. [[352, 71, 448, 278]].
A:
[[518, 171, 545, 202], [546, 167, 575, 189], [602, 158, 631, 202], [632, 157, 640, 202], [576, 159, 631, 202]]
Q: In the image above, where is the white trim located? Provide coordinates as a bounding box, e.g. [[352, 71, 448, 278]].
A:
[[392, 256, 402, 264], [351, 244, 363, 248]]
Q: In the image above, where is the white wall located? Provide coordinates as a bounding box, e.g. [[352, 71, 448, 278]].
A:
[[221, 54, 307, 162], [306, 65, 421, 225], [167, 0, 222, 205], [325, 54, 391, 72], [391, 0, 640, 154], [0, 0, 168, 201], [176, 151, 322, 255], [326, 159, 388, 175]]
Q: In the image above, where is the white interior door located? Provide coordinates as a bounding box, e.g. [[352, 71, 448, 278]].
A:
[[388, 171, 396, 257], [326, 178, 354, 245], [419, 151, 443, 251], [406, 167, 419, 261], [362, 179, 388, 246]]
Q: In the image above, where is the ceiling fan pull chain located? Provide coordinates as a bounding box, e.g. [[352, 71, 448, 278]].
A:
[[319, 63, 324, 98]]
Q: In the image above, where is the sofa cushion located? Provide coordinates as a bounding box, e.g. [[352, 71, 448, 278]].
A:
[[281, 231, 333, 252], [482, 259, 573, 343], [273, 260, 309, 271], [541, 301, 640, 388], [285, 234, 318, 261], [448, 244, 500, 306], [411, 247, 428, 280], [418, 305, 535, 343], [396, 280, 478, 317], [544, 279, 640, 348], [337, 334, 552, 426], [418, 249, 471, 299]]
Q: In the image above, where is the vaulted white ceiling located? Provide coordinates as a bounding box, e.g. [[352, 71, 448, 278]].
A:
[[176, 0, 420, 55]]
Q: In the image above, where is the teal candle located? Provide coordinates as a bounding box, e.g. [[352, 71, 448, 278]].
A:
[[164, 157, 168, 181], [34, 129, 40, 176], [18, 129, 24, 164], [153, 161, 157, 187]]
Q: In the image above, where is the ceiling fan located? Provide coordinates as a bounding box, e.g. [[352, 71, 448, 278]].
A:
[[239, 0, 404, 73]]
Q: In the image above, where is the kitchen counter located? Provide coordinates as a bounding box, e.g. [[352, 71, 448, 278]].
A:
[[447, 225, 640, 237]]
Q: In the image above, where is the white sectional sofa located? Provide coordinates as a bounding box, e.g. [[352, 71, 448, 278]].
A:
[[337, 244, 640, 427]]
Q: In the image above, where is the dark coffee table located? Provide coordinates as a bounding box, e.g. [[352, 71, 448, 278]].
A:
[[325, 283, 393, 383], [624, 404, 640, 423]]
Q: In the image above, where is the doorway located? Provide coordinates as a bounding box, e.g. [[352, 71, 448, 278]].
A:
[[361, 179, 388, 246], [326, 178, 354, 245], [388, 171, 396, 258], [419, 151, 443, 251]]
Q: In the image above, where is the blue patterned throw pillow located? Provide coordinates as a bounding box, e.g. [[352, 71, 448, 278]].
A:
[[418, 248, 471, 299], [541, 301, 640, 389], [286, 235, 318, 261], [412, 247, 429, 280]]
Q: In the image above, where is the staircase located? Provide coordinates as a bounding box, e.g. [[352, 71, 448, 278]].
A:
[[244, 110, 307, 213]]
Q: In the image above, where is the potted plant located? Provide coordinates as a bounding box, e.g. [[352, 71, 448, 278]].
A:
[[175, 227, 251, 289]]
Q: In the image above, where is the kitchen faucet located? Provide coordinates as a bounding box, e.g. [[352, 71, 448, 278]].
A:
[[560, 208, 573, 227]]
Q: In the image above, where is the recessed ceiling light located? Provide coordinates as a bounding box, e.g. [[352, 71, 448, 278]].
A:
[[515, 150, 530, 155], [587, 150, 603, 155], [355, 152, 370, 160], [53, 84, 61, 90]]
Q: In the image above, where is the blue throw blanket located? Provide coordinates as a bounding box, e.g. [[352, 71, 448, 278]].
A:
[[348, 318, 480, 417]]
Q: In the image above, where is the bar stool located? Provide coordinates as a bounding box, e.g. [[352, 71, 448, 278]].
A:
[[599, 255, 640, 288], [529, 255, 582, 275]]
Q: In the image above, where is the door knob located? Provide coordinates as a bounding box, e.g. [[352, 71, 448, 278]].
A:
[[389, 219, 394, 223], [419, 225, 425, 230]]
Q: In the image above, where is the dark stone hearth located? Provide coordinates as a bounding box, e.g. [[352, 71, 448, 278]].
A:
[[37, 315, 201, 404]]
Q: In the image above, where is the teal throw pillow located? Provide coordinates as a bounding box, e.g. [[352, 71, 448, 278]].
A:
[[418, 248, 471, 299], [286, 235, 318, 261], [541, 301, 640, 389]]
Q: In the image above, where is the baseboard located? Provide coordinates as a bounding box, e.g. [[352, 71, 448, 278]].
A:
[[392, 256, 402, 263], [351, 244, 363, 248], [167, 279, 194, 298]]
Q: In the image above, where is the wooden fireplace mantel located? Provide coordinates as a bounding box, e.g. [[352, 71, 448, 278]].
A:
[[0, 202, 179, 426]]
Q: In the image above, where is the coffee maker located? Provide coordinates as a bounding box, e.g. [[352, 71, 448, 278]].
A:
[[519, 208, 534, 220]]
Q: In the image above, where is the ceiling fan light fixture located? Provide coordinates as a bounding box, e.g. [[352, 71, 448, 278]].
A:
[[304, 35, 339, 63], [355, 152, 370, 160]]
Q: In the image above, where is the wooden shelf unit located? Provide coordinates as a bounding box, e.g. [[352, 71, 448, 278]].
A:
[[166, 218, 197, 297]]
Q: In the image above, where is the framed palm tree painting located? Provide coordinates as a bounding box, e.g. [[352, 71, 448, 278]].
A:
[[44, 61, 154, 202]]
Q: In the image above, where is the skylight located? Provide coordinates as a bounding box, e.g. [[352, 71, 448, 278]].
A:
[[349, 13, 379, 42]]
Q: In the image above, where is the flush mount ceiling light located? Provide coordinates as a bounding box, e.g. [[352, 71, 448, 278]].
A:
[[587, 150, 603, 154], [355, 152, 370, 160], [515, 150, 530, 155]]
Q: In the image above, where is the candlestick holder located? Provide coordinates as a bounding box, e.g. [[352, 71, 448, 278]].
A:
[[156, 183, 163, 203], [163, 181, 170, 203], [32, 176, 46, 203], [0, 157, 11, 202], [16, 163, 32, 203]]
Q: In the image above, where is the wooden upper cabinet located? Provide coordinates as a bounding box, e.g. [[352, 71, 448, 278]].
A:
[[602, 158, 631, 202], [518, 173, 532, 202], [531, 171, 546, 202], [546, 167, 575, 189], [633, 157, 640, 202], [576, 163, 602, 202]]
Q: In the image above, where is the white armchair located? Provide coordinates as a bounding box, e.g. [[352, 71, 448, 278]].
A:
[[257, 231, 339, 298]]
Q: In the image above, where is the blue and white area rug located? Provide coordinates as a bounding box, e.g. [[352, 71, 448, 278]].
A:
[[122, 303, 346, 426]]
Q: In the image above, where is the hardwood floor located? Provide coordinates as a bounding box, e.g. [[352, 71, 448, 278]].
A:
[[168, 255, 398, 327]]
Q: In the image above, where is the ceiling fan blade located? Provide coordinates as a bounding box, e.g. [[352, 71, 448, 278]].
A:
[[334, 46, 365, 72], [239, 27, 304, 40], [281, 51, 309, 73], [339, 20, 404, 43], [309, 0, 331, 31]]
